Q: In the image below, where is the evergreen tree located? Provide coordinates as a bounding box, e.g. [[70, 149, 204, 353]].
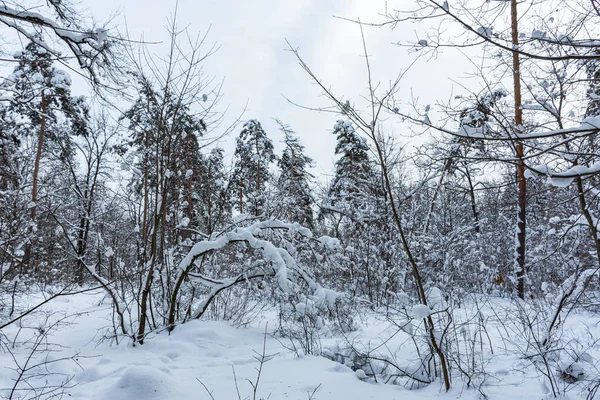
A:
[[6, 39, 89, 142], [230, 119, 276, 216], [0, 103, 26, 273], [274, 121, 314, 229], [0, 104, 19, 192], [585, 59, 600, 119], [123, 79, 206, 252], [326, 120, 378, 222], [582, 58, 600, 169], [197, 147, 232, 234], [1, 38, 89, 272], [165, 109, 206, 244], [322, 120, 395, 304]]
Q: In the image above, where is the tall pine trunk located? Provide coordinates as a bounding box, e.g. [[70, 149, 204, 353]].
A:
[[255, 135, 261, 216], [23, 90, 46, 271], [511, 0, 527, 299]]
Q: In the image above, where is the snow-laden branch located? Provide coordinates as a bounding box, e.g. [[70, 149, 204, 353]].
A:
[[421, 0, 600, 62], [454, 117, 600, 142], [190, 271, 275, 319], [543, 267, 599, 346], [525, 162, 600, 185], [392, 107, 600, 144], [0, 3, 111, 82], [173, 219, 341, 321]]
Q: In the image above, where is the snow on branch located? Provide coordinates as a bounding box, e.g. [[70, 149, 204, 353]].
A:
[[526, 162, 600, 185], [422, 0, 600, 62], [543, 267, 599, 346], [175, 219, 342, 320], [0, 3, 112, 83], [454, 116, 600, 142]]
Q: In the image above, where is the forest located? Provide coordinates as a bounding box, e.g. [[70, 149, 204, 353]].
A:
[[1, 0, 600, 399]]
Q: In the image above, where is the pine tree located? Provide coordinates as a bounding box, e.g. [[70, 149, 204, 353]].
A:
[[0, 103, 26, 273], [123, 79, 206, 253], [230, 119, 276, 216], [197, 147, 232, 234], [326, 120, 377, 221], [274, 121, 314, 229], [7, 39, 88, 141], [165, 109, 206, 244], [2, 38, 89, 271], [322, 120, 394, 303], [123, 75, 209, 343], [0, 104, 19, 192], [586, 59, 600, 118]]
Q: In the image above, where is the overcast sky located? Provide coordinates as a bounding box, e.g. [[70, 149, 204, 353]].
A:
[[81, 0, 471, 182]]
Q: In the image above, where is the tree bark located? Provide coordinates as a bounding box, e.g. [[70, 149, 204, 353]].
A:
[[511, 0, 527, 300], [464, 166, 480, 234], [256, 135, 261, 216], [23, 90, 46, 271], [370, 133, 451, 391]]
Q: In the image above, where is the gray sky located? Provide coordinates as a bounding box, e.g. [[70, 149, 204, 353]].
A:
[[83, 0, 470, 181]]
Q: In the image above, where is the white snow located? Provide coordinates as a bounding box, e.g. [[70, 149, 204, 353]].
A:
[[476, 26, 493, 38], [95, 28, 108, 46], [105, 247, 114, 257], [2, 290, 600, 399], [531, 29, 546, 39], [317, 235, 340, 250], [524, 168, 536, 179], [50, 69, 72, 90], [412, 304, 432, 319], [426, 287, 445, 310], [548, 176, 574, 188]]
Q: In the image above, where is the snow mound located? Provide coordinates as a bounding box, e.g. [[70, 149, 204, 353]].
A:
[[99, 366, 180, 400]]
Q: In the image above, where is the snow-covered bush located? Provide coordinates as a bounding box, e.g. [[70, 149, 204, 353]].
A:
[[276, 289, 354, 356]]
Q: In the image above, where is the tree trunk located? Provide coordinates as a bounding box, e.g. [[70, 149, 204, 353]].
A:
[[511, 0, 527, 300], [424, 168, 447, 233], [75, 187, 89, 284], [464, 166, 480, 234], [255, 135, 261, 216], [370, 132, 451, 391], [142, 130, 149, 248], [23, 90, 46, 271]]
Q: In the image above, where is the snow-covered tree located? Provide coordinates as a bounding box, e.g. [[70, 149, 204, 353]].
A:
[[197, 147, 232, 234], [326, 120, 376, 221], [1, 38, 89, 272], [273, 121, 314, 229], [320, 120, 397, 304], [230, 119, 276, 216]]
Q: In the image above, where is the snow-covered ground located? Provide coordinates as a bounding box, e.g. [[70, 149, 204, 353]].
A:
[[1, 289, 599, 399]]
